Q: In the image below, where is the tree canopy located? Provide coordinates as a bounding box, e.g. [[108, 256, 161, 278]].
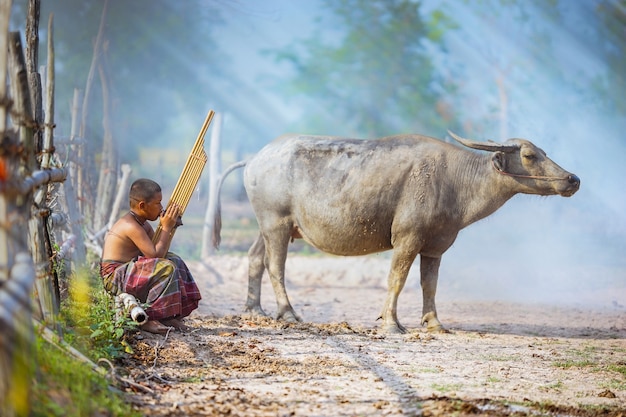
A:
[[270, 0, 457, 138], [13, 0, 227, 160], [8, 0, 626, 165]]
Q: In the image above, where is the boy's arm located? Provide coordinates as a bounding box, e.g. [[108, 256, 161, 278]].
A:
[[130, 205, 180, 258]]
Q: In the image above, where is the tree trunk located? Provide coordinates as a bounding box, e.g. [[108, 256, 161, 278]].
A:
[[26, 0, 41, 153], [107, 164, 132, 230], [79, 0, 109, 226], [64, 89, 87, 268], [93, 44, 117, 233]]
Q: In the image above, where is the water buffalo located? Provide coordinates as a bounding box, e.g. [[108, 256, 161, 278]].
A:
[[213, 131, 580, 333]]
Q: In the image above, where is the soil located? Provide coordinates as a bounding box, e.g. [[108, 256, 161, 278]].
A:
[[120, 254, 626, 417]]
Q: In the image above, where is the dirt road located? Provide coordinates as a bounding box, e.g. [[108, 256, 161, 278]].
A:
[[123, 255, 626, 416]]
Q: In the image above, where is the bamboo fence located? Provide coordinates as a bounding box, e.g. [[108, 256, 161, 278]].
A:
[[0, 2, 70, 415]]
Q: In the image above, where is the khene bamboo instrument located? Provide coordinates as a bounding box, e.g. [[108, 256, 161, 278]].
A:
[[152, 110, 214, 244]]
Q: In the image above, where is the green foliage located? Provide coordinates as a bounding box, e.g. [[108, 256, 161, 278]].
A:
[[50, 242, 66, 279], [594, 0, 626, 115], [88, 289, 138, 359], [32, 335, 141, 417], [426, 9, 458, 42], [60, 270, 138, 360], [12, 0, 227, 158], [270, 0, 456, 138], [28, 268, 142, 416]]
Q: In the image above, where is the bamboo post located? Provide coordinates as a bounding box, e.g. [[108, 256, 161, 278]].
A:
[[26, 0, 41, 160], [0, 2, 21, 415], [107, 164, 132, 231], [9, 30, 56, 326], [64, 89, 86, 267], [41, 13, 54, 169], [152, 110, 214, 244]]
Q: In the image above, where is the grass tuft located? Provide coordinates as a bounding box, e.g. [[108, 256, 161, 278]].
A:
[[30, 268, 141, 416]]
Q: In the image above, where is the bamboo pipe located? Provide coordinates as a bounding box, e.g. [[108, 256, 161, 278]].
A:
[[169, 152, 206, 208], [153, 110, 214, 244], [170, 154, 206, 208]]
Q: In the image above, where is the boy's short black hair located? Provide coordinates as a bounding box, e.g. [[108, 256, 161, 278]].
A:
[[129, 178, 161, 204]]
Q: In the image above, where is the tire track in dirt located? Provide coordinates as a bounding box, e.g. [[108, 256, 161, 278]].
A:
[[124, 315, 625, 417], [121, 256, 625, 416], [322, 334, 423, 415]]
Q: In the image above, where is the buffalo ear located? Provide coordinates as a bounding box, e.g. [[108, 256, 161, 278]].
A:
[[492, 152, 506, 172]]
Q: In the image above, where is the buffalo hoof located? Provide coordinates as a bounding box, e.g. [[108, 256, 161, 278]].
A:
[[421, 312, 449, 333], [277, 310, 301, 323], [427, 324, 450, 334], [382, 322, 407, 334], [244, 305, 267, 317]]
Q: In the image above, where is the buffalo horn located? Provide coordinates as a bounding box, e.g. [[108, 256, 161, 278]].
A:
[[448, 130, 519, 153]]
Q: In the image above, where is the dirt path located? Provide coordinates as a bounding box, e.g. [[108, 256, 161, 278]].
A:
[[122, 255, 626, 416]]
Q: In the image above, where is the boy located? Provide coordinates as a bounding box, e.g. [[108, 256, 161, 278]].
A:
[[100, 178, 201, 334]]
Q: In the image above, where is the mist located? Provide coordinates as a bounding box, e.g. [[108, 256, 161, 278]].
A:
[[14, 0, 625, 309], [215, 0, 625, 309]]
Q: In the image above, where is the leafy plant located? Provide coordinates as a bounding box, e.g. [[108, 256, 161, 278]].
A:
[[32, 335, 141, 417], [30, 268, 142, 415], [60, 269, 138, 360], [87, 289, 138, 359]]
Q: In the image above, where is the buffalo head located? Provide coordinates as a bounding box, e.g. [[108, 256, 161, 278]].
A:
[[448, 131, 580, 197]]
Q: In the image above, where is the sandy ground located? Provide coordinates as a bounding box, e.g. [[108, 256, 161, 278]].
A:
[[121, 254, 626, 416]]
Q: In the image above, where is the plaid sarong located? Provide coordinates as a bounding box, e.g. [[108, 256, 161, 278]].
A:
[[100, 253, 201, 321]]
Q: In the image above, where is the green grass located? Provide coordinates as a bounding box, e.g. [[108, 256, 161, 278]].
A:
[[419, 367, 442, 374], [607, 364, 626, 378], [31, 336, 140, 417], [552, 345, 600, 369], [483, 353, 519, 362], [553, 359, 596, 369], [430, 382, 463, 393], [27, 269, 141, 416], [541, 380, 565, 391], [600, 379, 626, 391]]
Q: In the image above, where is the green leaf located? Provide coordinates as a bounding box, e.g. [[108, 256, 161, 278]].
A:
[[114, 328, 124, 339]]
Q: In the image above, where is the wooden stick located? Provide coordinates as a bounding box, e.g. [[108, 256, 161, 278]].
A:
[[152, 110, 214, 244]]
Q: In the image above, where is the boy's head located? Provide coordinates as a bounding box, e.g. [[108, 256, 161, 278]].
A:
[[129, 178, 161, 209]]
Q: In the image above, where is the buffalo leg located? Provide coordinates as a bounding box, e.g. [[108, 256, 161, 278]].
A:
[[379, 249, 418, 334], [244, 233, 267, 316], [264, 226, 301, 323], [420, 255, 446, 332]]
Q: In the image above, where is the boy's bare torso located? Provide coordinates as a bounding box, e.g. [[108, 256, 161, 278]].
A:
[[102, 213, 153, 262]]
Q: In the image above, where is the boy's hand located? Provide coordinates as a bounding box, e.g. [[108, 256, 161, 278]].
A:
[[161, 203, 181, 231]]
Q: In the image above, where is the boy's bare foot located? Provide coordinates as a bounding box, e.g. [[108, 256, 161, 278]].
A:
[[162, 317, 190, 331], [141, 320, 173, 334]]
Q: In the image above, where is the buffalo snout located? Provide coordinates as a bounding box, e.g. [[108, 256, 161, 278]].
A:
[[568, 174, 580, 187], [560, 173, 580, 197]]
